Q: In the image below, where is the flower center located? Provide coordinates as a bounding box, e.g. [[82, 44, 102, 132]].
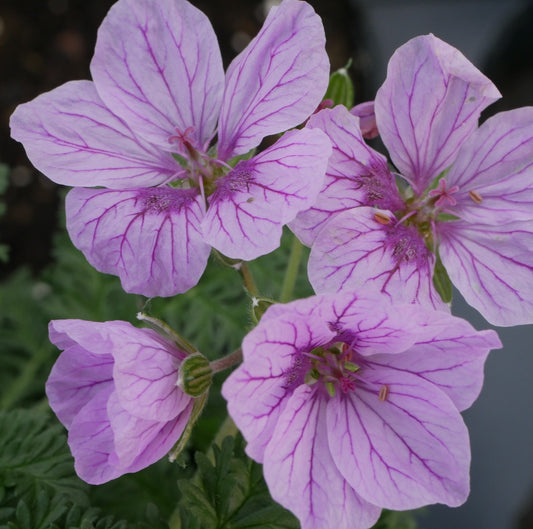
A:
[[427, 178, 459, 208], [304, 342, 361, 398], [167, 126, 229, 195]]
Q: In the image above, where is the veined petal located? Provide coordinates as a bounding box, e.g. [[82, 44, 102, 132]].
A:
[[445, 107, 533, 223], [217, 0, 329, 159], [107, 392, 193, 472], [91, 0, 224, 149], [327, 370, 471, 510], [291, 106, 403, 246], [368, 308, 500, 411], [9, 81, 178, 189], [47, 321, 115, 429], [203, 128, 330, 260], [66, 187, 210, 297], [263, 386, 381, 529], [350, 100, 378, 139], [110, 327, 189, 421], [439, 220, 533, 326], [375, 34, 500, 193], [222, 312, 335, 462], [308, 207, 447, 311], [68, 386, 120, 485]]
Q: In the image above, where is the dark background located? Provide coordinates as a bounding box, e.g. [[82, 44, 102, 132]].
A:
[[0, 0, 532, 527]]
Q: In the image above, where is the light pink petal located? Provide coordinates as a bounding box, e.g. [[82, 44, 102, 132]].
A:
[[263, 386, 381, 529], [222, 312, 335, 462], [111, 326, 190, 421], [369, 309, 501, 411], [326, 293, 428, 357], [203, 128, 330, 260], [327, 369, 471, 510], [350, 100, 378, 139], [107, 392, 193, 472], [217, 0, 329, 159], [439, 220, 533, 326], [67, 386, 120, 485], [46, 321, 115, 429], [9, 81, 179, 189], [445, 107, 533, 223], [290, 106, 403, 246], [308, 207, 447, 311], [66, 187, 210, 297], [91, 0, 224, 149], [375, 34, 500, 194]]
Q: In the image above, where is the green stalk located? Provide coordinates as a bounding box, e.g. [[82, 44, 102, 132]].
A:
[[280, 234, 304, 303]]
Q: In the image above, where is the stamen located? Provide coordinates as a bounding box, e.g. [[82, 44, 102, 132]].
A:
[[468, 190, 483, 204], [378, 384, 389, 402], [374, 211, 391, 225]]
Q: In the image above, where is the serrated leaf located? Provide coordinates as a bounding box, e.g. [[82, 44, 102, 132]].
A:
[[0, 410, 88, 506], [176, 436, 298, 529]]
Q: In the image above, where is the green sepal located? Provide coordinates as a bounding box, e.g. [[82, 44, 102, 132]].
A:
[[324, 61, 354, 108], [172, 152, 189, 168], [227, 148, 257, 168], [211, 248, 242, 270], [250, 296, 276, 324], [169, 391, 209, 462], [178, 353, 213, 397], [427, 166, 452, 190], [344, 361, 360, 373], [436, 212, 461, 222], [432, 251, 453, 304]]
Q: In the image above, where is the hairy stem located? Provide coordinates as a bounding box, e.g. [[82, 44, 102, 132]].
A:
[[210, 348, 243, 374], [280, 234, 304, 303]]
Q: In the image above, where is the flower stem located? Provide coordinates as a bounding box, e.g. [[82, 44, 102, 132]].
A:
[[210, 348, 243, 374], [239, 262, 259, 297], [280, 234, 304, 303], [137, 312, 197, 354]]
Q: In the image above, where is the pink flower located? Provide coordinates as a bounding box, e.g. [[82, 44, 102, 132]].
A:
[[291, 34, 533, 326], [222, 291, 501, 529], [10, 0, 331, 297], [46, 319, 194, 484]]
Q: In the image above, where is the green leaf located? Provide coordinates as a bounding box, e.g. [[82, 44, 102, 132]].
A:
[[372, 509, 419, 529], [176, 436, 298, 529], [0, 410, 88, 506], [432, 251, 453, 304], [324, 61, 354, 108]]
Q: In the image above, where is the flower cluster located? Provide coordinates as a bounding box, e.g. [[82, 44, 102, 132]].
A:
[[10, 1, 531, 529]]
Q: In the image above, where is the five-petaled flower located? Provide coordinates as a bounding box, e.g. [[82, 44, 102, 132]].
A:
[[46, 319, 195, 484], [10, 0, 331, 297], [291, 34, 533, 326], [222, 290, 501, 529]]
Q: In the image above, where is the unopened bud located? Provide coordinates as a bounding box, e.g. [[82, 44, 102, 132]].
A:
[[178, 354, 212, 397]]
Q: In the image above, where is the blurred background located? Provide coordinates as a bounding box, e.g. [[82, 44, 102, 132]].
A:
[[0, 0, 532, 527]]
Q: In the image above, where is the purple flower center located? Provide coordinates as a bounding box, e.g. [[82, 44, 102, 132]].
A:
[[166, 126, 230, 195], [140, 187, 199, 213], [303, 342, 362, 398]]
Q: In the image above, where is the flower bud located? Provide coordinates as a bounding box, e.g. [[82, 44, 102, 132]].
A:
[[178, 353, 212, 397]]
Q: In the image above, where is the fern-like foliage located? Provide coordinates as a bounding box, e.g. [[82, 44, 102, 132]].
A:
[[176, 435, 299, 529]]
